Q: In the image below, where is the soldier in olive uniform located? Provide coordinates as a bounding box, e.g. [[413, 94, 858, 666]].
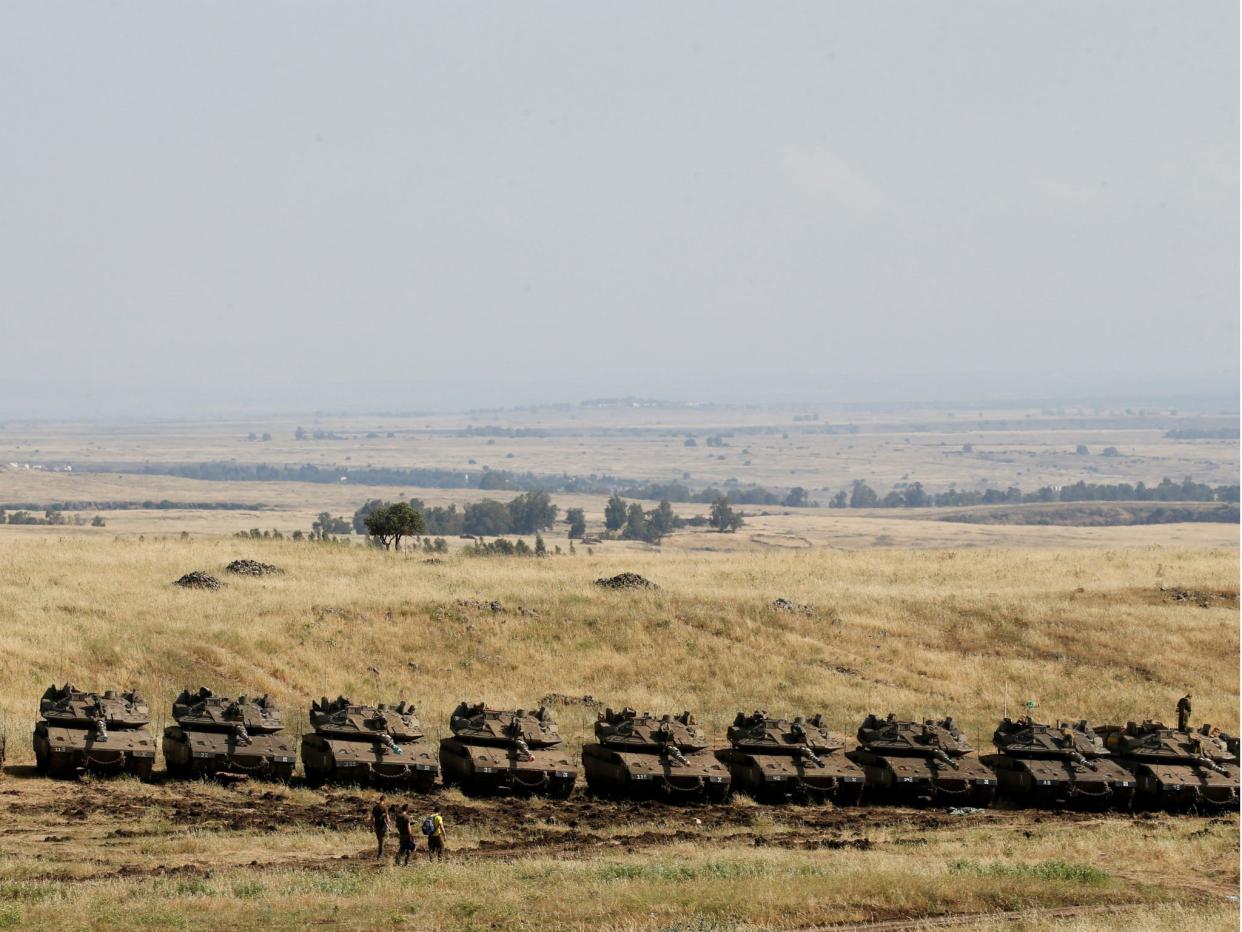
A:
[[1176, 694, 1193, 732]]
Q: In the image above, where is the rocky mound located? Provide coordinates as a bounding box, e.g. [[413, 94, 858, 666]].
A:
[[594, 572, 658, 590], [225, 559, 283, 577], [771, 597, 815, 616], [540, 693, 600, 708], [174, 571, 222, 590]]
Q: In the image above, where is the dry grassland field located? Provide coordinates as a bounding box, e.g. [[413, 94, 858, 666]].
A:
[[0, 410, 1236, 930]]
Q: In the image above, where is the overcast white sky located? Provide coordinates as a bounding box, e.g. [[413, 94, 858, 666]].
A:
[[1, 2, 1237, 415]]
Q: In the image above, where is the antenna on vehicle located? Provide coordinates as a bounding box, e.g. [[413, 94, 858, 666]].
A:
[[1003, 683, 1009, 720]]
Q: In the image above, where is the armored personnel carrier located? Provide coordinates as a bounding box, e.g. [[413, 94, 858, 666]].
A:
[[163, 688, 296, 781], [981, 717, 1134, 808], [440, 702, 576, 798], [33, 684, 156, 780], [848, 714, 996, 807], [301, 696, 438, 790], [1095, 721, 1240, 811], [582, 708, 730, 802], [716, 710, 865, 804]]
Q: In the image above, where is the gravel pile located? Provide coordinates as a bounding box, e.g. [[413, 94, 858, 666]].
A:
[[225, 559, 283, 577], [594, 572, 658, 590], [540, 693, 600, 708], [771, 597, 815, 616], [174, 571, 222, 590]]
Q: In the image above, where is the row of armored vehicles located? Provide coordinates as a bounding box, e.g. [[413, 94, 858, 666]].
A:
[[27, 685, 1240, 811]]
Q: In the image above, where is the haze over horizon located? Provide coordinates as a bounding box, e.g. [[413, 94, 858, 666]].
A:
[[3, 3, 1237, 418]]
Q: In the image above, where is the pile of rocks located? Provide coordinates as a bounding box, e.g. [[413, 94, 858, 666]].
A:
[[459, 598, 505, 613], [771, 598, 815, 616], [1160, 585, 1238, 608], [174, 571, 222, 590], [225, 559, 283, 577], [594, 572, 658, 590], [540, 693, 600, 708]]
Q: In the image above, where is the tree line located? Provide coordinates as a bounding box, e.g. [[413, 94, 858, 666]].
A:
[[830, 477, 1239, 509]]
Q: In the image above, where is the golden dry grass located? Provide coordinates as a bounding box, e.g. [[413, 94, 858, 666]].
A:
[[0, 539, 1235, 749], [0, 537, 1235, 930]]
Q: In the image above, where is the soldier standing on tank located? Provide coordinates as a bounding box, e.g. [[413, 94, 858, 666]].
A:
[[371, 794, 392, 860], [393, 804, 416, 866], [1177, 694, 1193, 732]]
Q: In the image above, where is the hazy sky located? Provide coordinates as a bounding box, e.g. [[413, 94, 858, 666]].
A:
[[2, 3, 1237, 414]]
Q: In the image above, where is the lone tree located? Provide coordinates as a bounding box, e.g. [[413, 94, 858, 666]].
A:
[[783, 486, 809, 508], [849, 480, 879, 508], [623, 502, 648, 541], [364, 502, 426, 551], [604, 494, 627, 532], [565, 508, 586, 539], [709, 495, 743, 533], [647, 500, 677, 540]]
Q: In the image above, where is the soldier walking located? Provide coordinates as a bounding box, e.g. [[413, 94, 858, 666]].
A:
[[1177, 694, 1193, 732], [393, 804, 416, 865], [371, 794, 392, 860]]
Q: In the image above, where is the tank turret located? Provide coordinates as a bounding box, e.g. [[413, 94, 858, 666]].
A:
[[439, 702, 576, 797], [716, 710, 865, 804], [163, 687, 295, 781], [847, 713, 996, 807], [581, 707, 729, 801], [1096, 720, 1239, 811], [300, 696, 438, 790], [981, 717, 1134, 808], [33, 684, 156, 780]]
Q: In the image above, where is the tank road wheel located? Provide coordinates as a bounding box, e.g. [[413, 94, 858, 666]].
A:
[[970, 783, 996, 809], [829, 781, 865, 807], [704, 780, 730, 805], [34, 745, 49, 776], [1107, 784, 1134, 813], [271, 763, 295, 784], [125, 756, 154, 783], [547, 776, 576, 800]]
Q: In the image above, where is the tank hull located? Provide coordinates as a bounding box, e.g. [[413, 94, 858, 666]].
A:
[[33, 723, 156, 781], [582, 744, 730, 802], [1114, 758, 1240, 811], [163, 727, 296, 782], [439, 739, 576, 798], [716, 749, 864, 804], [300, 734, 438, 790], [847, 749, 996, 807], [981, 754, 1135, 809]]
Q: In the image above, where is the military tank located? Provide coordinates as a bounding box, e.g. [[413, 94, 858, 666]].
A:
[[163, 687, 296, 781], [581, 708, 730, 802], [301, 696, 438, 790], [981, 717, 1134, 808], [33, 684, 156, 780], [439, 702, 577, 798], [716, 710, 865, 804], [847, 714, 996, 807], [1095, 721, 1240, 811]]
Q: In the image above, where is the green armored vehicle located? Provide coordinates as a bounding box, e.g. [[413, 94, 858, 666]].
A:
[[33, 684, 156, 780], [982, 717, 1134, 808], [582, 707, 730, 802], [848, 713, 996, 807], [440, 702, 576, 798], [717, 710, 865, 804], [301, 696, 438, 790], [1096, 720, 1239, 811], [163, 688, 295, 781]]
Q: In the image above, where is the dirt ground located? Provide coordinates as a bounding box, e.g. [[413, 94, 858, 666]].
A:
[[2, 769, 1234, 894]]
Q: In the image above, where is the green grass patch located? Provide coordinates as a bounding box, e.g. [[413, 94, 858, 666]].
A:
[[948, 859, 1109, 884], [0, 883, 55, 903], [596, 860, 819, 883]]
